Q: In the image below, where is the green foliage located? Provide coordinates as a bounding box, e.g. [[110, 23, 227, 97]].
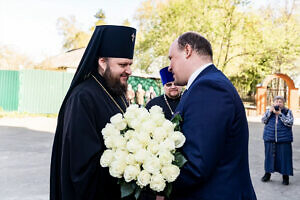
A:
[[122, 19, 131, 27], [134, 0, 300, 95], [164, 183, 172, 199], [0, 45, 33, 69], [92, 9, 107, 29], [119, 180, 136, 198], [173, 151, 187, 168], [57, 9, 107, 50], [171, 112, 183, 131], [134, 186, 142, 200], [56, 16, 91, 50], [118, 179, 143, 200]]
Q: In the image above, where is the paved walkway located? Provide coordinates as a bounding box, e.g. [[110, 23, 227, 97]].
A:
[[0, 117, 299, 199], [248, 122, 300, 200]]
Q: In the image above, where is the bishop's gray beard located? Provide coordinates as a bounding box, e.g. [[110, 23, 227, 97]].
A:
[[103, 65, 128, 96]]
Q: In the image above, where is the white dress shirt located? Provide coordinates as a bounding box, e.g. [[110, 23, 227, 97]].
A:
[[186, 63, 212, 90]]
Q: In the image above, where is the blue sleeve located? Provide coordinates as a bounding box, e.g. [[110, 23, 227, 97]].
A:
[[174, 79, 235, 188], [279, 109, 294, 127], [261, 109, 272, 124]]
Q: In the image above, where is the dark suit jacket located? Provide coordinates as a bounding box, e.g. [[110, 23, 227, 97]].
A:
[[171, 65, 256, 200]]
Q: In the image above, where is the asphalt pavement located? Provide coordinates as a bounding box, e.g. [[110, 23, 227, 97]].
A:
[[0, 120, 299, 200]]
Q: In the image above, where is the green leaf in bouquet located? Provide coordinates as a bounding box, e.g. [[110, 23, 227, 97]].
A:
[[134, 186, 142, 200], [171, 112, 182, 131], [164, 182, 173, 199], [174, 125, 181, 132], [120, 181, 137, 198], [173, 152, 187, 168], [120, 126, 133, 135]]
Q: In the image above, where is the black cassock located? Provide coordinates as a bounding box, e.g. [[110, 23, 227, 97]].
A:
[[50, 72, 135, 200], [146, 95, 180, 120]]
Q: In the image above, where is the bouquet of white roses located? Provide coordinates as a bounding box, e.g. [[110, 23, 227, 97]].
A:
[[100, 104, 186, 199]]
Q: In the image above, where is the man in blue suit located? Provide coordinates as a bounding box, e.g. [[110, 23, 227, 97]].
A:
[[168, 32, 257, 200]]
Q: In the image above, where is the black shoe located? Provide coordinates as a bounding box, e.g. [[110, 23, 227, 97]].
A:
[[282, 175, 289, 185], [261, 173, 271, 182]]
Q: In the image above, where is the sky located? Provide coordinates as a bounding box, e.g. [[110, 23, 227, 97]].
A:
[[0, 0, 288, 63], [0, 0, 143, 62]]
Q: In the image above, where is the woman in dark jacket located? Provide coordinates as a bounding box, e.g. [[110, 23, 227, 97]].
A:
[[261, 96, 294, 185]]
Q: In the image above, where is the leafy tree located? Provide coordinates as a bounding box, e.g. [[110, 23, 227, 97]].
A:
[[122, 19, 131, 27], [57, 9, 109, 50], [57, 16, 91, 50], [134, 0, 300, 96], [0, 45, 33, 69], [91, 9, 107, 31]]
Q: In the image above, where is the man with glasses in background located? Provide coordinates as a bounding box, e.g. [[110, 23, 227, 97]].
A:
[[146, 66, 182, 120]]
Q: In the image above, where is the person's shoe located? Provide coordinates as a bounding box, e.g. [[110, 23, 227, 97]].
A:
[[261, 173, 271, 182], [282, 175, 289, 185]]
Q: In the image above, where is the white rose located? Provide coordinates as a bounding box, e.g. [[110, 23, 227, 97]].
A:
[[101, 123, 119, 139], [113, 135, 127, 150], [114, 149, 128, 162], [150, 113, 165, 127], [124, 105, 140, 125], [110, 113, 123, 123], [143, 156, 161, 175], [134, 149, 150, 163], [124, 130, 135, 140], [126, 104, 139, 113], [158, 150, 174, 165], [114, 121, 127, 131], [126, 153, 137, 165], [136, 132, 151, 146], [100, 149, 115, 167], [137, 170, 151, 187], [170, 131, 186, 148], [124, 165, 141, 182], [137, 107, 150, 120], [150, 173, 166, 192], [128, 118, 142, 131], [161, 164, 180, 182], [162, 120, 176, 133], [147, 139, 160, 154], [130, 111, 150, 128], [127, 138, 143, 153], [109, 159, 127, 178], [152, 127, 168, 142], [104, 135, 125, 150], [149, 105, 163, 115], [110, 113, 127, 130], [104, 135, 114, 149], [159, 138, 175, 152], [140, 120, 156, 134], [124, 110, 136, 122]]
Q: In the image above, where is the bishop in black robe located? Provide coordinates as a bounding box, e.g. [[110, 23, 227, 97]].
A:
[[50, 25, 137, 200]]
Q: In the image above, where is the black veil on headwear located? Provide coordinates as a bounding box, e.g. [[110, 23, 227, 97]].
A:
[[57, 25, 136, 121], [50, 25, 136, 196], [67, 25, 136, 100]]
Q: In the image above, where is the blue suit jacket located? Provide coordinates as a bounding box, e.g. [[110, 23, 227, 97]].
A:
[[171, 65, 256, 200]]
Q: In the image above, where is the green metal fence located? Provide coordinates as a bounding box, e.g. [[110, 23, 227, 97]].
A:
[[18, 70, 74, 113], [0, 70, 161, 114], [0, 70, 19, 111]]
